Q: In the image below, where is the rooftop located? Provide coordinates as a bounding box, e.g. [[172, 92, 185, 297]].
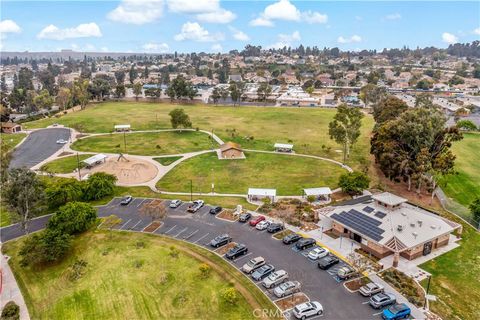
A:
[[372, 192, 407, 207]]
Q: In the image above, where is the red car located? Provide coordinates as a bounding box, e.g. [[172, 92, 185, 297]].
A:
[[249, 215, 266, 227]]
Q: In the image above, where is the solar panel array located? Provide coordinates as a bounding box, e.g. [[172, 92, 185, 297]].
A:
[[363, 206, 375, 213], [374, 211, 387, 219], [331, 209, 385, 242]]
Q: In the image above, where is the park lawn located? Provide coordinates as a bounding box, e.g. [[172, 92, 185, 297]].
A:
[[3, 230, 278, 320], [419, 211, 480, 320], [439, 132, 480, 207], [1, 132, 27, 152], [41, 154, 91, 173], [157, 151, 346, 196], [154, 156, 183, 166], [25, 101, 374, 170], [72, 131, 217, 156], [1, 204, 12, 227]]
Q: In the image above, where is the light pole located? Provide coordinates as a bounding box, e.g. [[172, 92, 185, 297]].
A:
[[123, 131, 127, 153], [423, 275, 432, 309], [76, 152, 81, 180], [190, 179, 193, 201]]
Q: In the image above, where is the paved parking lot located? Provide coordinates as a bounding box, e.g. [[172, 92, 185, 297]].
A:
[[97, 197, 390, 320]]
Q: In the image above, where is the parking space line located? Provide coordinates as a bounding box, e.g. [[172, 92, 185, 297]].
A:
[[193, 233, 209, 244], [119, 219, 132, 230], [174, 227, 188, 238], [136, 199, 147, 207], [183, 229, 198, 240], [129, 220, 142, 230], [372, 311, 383, 316], [362, 301, 370, 305], [151, 224, 163, 233], [233, 252, 252, 263], [164, 225, 177, 234]]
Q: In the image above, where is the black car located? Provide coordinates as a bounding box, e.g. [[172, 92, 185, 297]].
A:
[[120, 196, 133, 205], [239, 213, 252, 222], [317, 255, 340, 270], [283, 233, 302, 244], [225, 244, 248, 260], [209, 234, 232, 248], [209, 206, 223, 214], [252, 264, 275, 281], [267, 223, 284, 233], [295, 238, 316, 250]]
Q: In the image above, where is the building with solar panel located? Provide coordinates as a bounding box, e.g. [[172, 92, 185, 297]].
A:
[[323, 192, 462, 267]]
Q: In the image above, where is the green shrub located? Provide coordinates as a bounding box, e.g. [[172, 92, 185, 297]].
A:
[[221, 287, 238, 305], [199, 263, 211, 279], [1, 301, 20, 320]]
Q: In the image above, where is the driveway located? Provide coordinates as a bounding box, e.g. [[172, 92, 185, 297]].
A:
[[9, 128, 71, 169]]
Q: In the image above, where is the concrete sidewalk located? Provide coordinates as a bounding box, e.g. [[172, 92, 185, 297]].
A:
[[1, 254, 30, 320]]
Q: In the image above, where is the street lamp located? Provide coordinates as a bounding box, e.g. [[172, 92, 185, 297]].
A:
[[423, 275, 432, 309]]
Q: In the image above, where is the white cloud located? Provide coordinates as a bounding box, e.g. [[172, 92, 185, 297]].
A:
[[211, 43, 223, 52], [167, 0, 219, 14], [473, 27, 480, 35], [196, 9, 236, 24], [85, 44, 96, 51], [142, 42, 169, 53], [174, 22, 224, 42], [442, 32, 458, 44], [337, 35, 362, 44], [229, 26, 249, 41], [0, 20, 21, 36], [250, 0, 327, 27], [107, 0, 164, 25], [101, 46, 109, 52], [384, 13, 401, 20], [249, 17, 274, 27], [269, 31, 301, 49], [37, 22, 102, 40], [302, 11, 328, 24]]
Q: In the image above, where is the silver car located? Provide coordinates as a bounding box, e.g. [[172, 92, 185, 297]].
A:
[[359, 282, 384, 297], [169, 199, 182, 208], [262, 269, 288, 289], [273, 280, 301, 298], [241, 256, 265, 274]]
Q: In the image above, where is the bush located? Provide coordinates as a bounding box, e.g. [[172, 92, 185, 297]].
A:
[[19, 229, 72, 266], [198, 263, 211, 279], [82, 172, 117, 201], [1, 301, 20, 320], [339, 171, 370, 195], [306, 195, 316, 203], [169, 246, 179, 258], [68, 259, 88, 281], [47, 202, 97, 235], [221, 287, 238, 305]]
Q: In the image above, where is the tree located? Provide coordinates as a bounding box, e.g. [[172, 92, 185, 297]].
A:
[[469, 198, 480, 226], [33, 89, 54, 110], [339, 171, 370, 195], [169, 108, 192, 129], [257, 82, 272, 105], [89, 77, 111, 101], [37, 70, 56, 95], [143, 66, 149, 79], [211, 87, 221, 105], [2, 168, 45, 234], [372, 96, 408, 126], [1, 301, 20, 320], [220, 87, 229, 102], [45, 178, 83, 209], [56, 87, 72, 112], [82, 172, 117, 200], [19, 229, 72, 266], [229, 82, 241, 106], [17, 67, 34, 91], [47, 202, 97, 235], [359, 84, 386, 107], [114, 84, 126, 98], [328, 104, 364, 163], [114, 71, 125, 85], [305, 86, 314, 95], [456, 119, 477, 131], [129, 65, 138, 84], [133, 82, 143, 100], [72, 79, 90, 109], [140, 199, 168, 222]]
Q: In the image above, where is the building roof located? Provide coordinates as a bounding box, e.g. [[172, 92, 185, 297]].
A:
[[114, 124, 131, 129], [274, 143, 293, 149], [82, 154, 107, 166], [1, 122, 21, 128], [248, 188, 276, 197], [326, 195, 456, 251], [372, 192, 407, 206], [220, 142, 242, 152], [304, 187, 332, 196]]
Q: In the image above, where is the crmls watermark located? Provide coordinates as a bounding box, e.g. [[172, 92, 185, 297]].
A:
[[252, 308, 284, 318]]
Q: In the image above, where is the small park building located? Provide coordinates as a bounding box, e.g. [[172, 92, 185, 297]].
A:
[[248, 188, 276, 203], [219, 142, 245, 159], [1, 122, 22, 133]]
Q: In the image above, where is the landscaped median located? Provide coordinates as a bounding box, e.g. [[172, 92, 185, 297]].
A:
[[2, 230, 281, 320]]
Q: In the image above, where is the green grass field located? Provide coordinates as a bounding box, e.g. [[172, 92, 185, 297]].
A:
[[72, 131, 217, 156], [41, 154, 91, 173], [25, 102, 374, 169], [3, 230, 277, 320], [154, 156, 184, 166], [440, 133, 480, 207], [1, 132, 27, 152], [157, 151, 345, 195]]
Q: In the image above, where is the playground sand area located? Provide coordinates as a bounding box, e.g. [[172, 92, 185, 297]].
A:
[[89, 155, 158, 184]]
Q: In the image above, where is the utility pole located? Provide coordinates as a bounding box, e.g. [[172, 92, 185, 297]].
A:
[[123, 131, 127, 153], [76, 152, 81, 180], [190, 179, 193, 201]]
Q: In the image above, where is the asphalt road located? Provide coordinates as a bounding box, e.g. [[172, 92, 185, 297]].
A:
[[9, 128, 71, 169]]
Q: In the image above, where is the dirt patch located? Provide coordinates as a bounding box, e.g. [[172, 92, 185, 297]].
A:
[[144, 221, 162, 232], [273, 229, 292, 240], [259, 199, 319, 229], [87, 155, 158, 184], [217, 209, 239, 221], [323, 229, 339, 239], [331, 191, 352, 203], [58, 152, 73, 157], [275, 292, 309, 311], [344, 276, 371, 291], [215, 242, 237, 255], [300, 222, 319, 231]]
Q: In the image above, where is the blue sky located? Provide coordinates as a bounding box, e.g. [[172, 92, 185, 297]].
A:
[[1, 0, 479, 53]]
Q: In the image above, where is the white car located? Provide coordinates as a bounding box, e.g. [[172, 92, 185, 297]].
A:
[[56, 139, 68, 144], [169, 199, 182, 208], [292, 301, 323, 319], [255, 220, 270, 230], [262, 269, 288, 289], [307, 247, 330, 260]]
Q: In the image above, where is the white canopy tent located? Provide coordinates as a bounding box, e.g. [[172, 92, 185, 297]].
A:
[[82, 154, 107, 167], [303, 187, 332, 201], [274, 143, 294, 153], [248, 188, 277, 202], [114, 124, 131, 132]]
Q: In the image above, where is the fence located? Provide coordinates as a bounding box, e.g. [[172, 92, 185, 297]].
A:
[[435, 187, 480, 230]]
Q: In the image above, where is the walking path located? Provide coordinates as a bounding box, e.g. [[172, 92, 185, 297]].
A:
[[1, 255, 30, 320]]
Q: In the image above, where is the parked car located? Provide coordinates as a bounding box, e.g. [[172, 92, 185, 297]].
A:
[[295, 238, 316, 250], [381, 303, 411, 320], [251, 264, 275, 281], [187, 200, 204, 213], [238, 212, 251, 222], [262, 270, 288, 289], [209, 206, 222, 214], [292, 301, 323, 319], [283, 233, 302, 244], [369, 293, 396, 309], [225, 244, 248, 260], [255, 220, 270, 230], [317, 255, 339, 270], [169, 199, 182, 208], [267, 223, 284, 233], [359, 282, 384, 297], [209, 234, 232, 248], [337, 266, 356, 280], [241, 257, 265, 274], [249, 215, 266, 226], [120, 195, 133, 205], [56, 139, 68, 144], [273, 280, 301, 298], [307, 247, 330, 260]]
